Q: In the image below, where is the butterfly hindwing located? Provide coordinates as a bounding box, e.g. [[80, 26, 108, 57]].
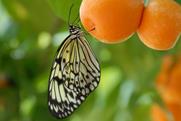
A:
[[48, 34, 100, 118]]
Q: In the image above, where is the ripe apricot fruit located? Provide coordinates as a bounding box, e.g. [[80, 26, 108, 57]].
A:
[[153, 55, 181, 121], [166, 57, 181, 102], [151, 103, 181, 121], [156, 55, 173, 91], [138, 0, 181, 50], [156, 55, 181, 103], [80, 0, 144, 43], [151, 104, 168, 121], [167, 102, 181, 121]]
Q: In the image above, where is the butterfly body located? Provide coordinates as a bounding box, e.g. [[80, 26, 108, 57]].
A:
[[48, 25, 100, 118]]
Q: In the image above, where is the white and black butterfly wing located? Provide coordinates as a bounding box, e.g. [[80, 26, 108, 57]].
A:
[[48, 35, 100, 118]]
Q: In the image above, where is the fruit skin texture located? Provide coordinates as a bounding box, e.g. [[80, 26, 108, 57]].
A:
[[80, 0, 144, 43], [138, 0, 181, 50]]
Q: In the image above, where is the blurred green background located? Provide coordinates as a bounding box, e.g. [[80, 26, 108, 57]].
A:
[[0, 0, 181, 121]]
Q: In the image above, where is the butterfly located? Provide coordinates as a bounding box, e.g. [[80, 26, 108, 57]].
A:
[[47, 9, 101, 118]]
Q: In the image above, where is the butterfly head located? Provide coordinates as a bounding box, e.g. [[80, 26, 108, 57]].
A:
[[69, 25, 81, 34]]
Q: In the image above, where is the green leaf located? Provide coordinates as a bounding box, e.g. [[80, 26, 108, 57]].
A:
[[176, 0, 181, 4], [2, 0, 56, 32], [48, 0, 82, 23]]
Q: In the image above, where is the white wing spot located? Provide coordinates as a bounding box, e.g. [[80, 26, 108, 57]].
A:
[[58, 71, 62, 79], [69, 84, 73, 90], [54, 81, 61, 102], [55, 64, 60, 77], [59, 85, 66, 101], [51, 82, 56, 99], [93, 81, 97, 87], [86, 88, 89, 94], [90, 84, 94, 91], [64, 112, 67, 116], [70, 107, 74, 112], [73, 104, 78, 108], [80, 96, 85, 101], [54, 105, 58, 112], [50, 70, 55, 80], [50, 104, 53, 110], [67, 93, 76, 104], [82, 89, 85, 95], [49, 81, 53, 91], [77, 100, 81, 105]]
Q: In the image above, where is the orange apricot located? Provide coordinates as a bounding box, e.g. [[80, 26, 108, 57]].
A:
[[153, 55, 181, 121], [151, 104, 168, 121], [80, 0, 144, 43], [151, 103, 181, 121], [166, 102, 181, 121], [156, 55, 174, 91], [166, 60, 181, 102], [155, 55, 181, 103], [137, 0, 181, 50]]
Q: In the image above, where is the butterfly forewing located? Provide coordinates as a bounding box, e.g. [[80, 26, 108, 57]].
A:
[[48, 30, 100, 118]]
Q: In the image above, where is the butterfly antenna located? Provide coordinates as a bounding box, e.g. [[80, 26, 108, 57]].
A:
[[75, 18, 81, 26], [68, 4, 74, 26], [72, 14, 80, 25]]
